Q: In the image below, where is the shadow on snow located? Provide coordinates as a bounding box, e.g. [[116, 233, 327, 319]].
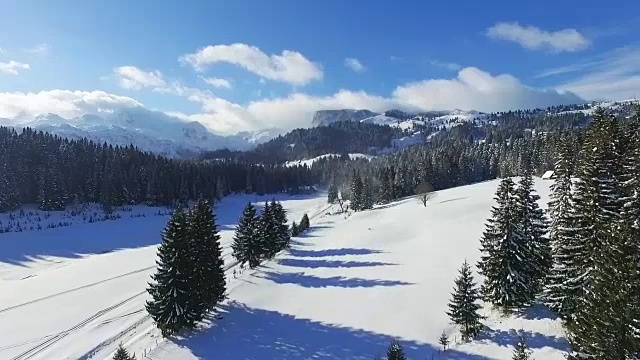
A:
[[258, 271, 413, 288], [287, 248, 384, 258], [278, 258, 396, 269], [172, 301, 490, 360], [479, 326, 569, 352]]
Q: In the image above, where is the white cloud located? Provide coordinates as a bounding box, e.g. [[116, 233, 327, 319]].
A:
[[23, 44, 51, 55], [201, 77, 232, 89], [180, 43, 323, 86], [0, 61, 30, 75], [486, 22, 590, 52], [0, 90, 142, 120], [114, 66, 166, 90], [344, 58, 366, 72], [555, 46, 640, 100], [0, 67, 583, 135], [429, 60, 462, 71]]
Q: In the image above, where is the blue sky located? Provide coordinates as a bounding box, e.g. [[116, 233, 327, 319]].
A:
[[1, 0, 639, 134]]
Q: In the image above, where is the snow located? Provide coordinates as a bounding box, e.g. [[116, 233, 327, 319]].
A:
[[360, 114, 401, 126], [0, 178, 568, 360], [284, 153, 373, 167]]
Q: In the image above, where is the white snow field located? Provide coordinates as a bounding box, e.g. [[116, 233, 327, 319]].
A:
[[0, 192, 329, 360], [139, 178, 567, 360]]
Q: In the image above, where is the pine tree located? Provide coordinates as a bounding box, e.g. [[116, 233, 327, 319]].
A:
[[146, 208, 199, 337], [273, 200, 290, 251], [258, 202, 278, 258], [189, 199, 226, 308], [350, 170, 364, 211], [291, 221, 299, 236], [447, 260, 483, 340], [438, 331, 449, 351], [232, 203, 259, 268], [300, 213, 310, 231], [512, 335, 532, 360], [514, 168, 550, 298], [362, 176, 374, 210], [328, 182, 338, 204], [544, 139, 582, 318], [113, 343, 136, 360], [386, 340, 407, 360], [478, 177, 530, 309]]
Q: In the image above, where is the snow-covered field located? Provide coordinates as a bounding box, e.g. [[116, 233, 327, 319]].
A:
[[0, 178, 568, 360], [0, 192, 329, 360]]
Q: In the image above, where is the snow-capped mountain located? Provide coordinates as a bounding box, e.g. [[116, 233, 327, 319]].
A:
[[0, 109, 279, 158]]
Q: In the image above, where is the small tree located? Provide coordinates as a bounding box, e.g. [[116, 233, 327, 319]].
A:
[[300, 213, 310, 230], [291, 221, 299, 236], [512, 335, 532, 360], [416, 182, 434, 207], [386, 340, 407, 360], [438, 331, 449, 351], [447, 260, 483, 341], [113, 343, 136, 360]]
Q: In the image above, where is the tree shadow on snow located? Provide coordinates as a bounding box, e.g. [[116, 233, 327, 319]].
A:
[[258, 271, 413, 288], [0, 216, 166, 266], [479, 327, 569, 352], [278, 258, 397, 269], [288, 248, 384, 258], [173, 301, 490, 360], [516, 303, 560, 320]]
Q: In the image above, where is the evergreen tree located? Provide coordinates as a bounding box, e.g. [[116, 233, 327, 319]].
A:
[[447, 260, 483, 340], [362, 176, 375, 210], [327, 182, 338, 204], [512, 335, 532, 360], [146, 208, 199, 337], [514, 168, 550, 297], [258, 202, 278, 258], [478, 177, 530, 309], [189, 199, 226, 308], [300, 213, 310, 231], [386, 340, 407, 360], [544, 140, 581, 318], [291, 221, 299, 236], [272, 200, 290, 251], [438, 331, 449, 351], [350, 170, 364, 211], [232, 203, 259, 267], [113, 343, 136, 360]]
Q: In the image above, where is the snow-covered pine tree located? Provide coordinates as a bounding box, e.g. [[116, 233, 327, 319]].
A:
[[232, 202, 258, 267], [189, 199, 226, 308], [257, 201, 278, 258], [544, 139, 582, 318], [146, 208, 199, 337], [566, 108, 628, 359], [327, 182, 338, 204], [514, 167, 550, 298], [113, 343, 136, 360], [362, 176, 374, 210], [386, 340, 407, 360], [350, 170, 364, 211], [478, 177, 530, 309], [438, 330, 449, 351], [447, 260, 483, 340], [271, 200, 290, 252], [512, 335, 532, 360], [300, 213, 310, 231]]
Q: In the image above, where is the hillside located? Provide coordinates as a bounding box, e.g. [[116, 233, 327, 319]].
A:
[[0, 178, 567, 359]]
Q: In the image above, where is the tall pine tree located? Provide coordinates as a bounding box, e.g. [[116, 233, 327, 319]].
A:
[[350, 170, 364, 211], [232, 203, 259, 268], [146, 208, 199, 337]]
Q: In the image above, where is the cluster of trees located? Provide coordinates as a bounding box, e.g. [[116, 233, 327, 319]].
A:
[[477, 170, 550, 309], [349, 170, 375, 211], [0, 126, 312, 212], [231, 200, 291, 268], [145, 199, 226, 337], [291, 213, 310, 236], [542, 109, 640, 359]]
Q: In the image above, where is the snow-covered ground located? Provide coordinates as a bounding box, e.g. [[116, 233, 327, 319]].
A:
[[136, 178, 564, 360], [284, 153, 373, 167], [0, 192, 329, 360]]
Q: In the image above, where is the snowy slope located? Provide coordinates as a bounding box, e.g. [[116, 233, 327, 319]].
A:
[[0, 192, 329, 360], [129, 178, 565, 360]]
